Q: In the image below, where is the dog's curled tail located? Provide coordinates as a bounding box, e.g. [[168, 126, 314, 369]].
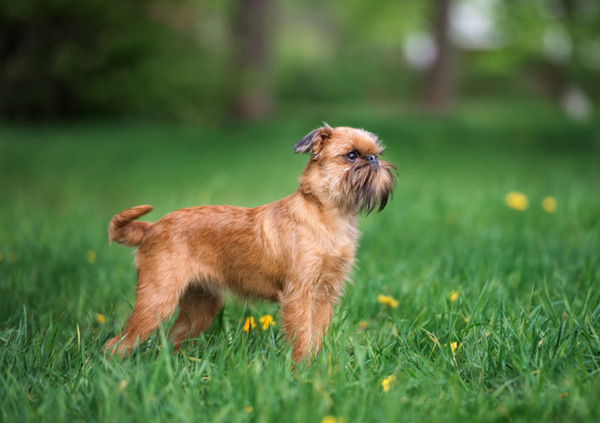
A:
[[108, 205, 154, 247]]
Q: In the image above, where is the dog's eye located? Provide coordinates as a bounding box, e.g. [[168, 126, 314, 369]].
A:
[[345, 151, 358, 161]]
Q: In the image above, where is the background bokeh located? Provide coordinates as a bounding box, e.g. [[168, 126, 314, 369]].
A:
[[1, 0, 599, 122]]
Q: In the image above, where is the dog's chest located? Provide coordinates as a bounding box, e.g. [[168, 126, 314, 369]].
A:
[[312, 220, 358, 275], [322, 215, 358, 255]]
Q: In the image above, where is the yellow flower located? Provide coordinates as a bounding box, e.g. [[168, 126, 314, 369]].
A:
[[259, 314, 275, 330], [244, 405, 254, 414], [86, 249, 97, 264], [243, 317, 256, 332], [378, 294, 399, 308], [358, 321, 368, 330], [382, 375, 396, 392], [95, 313, 106, 324], [449, 291, 458, 302], [505, 191, 528, 211], [447, 341, 463, 354], [321, 416, 337, 423], [542, 196, 557, 213]]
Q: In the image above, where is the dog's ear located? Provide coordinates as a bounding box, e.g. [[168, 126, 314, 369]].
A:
[[294, 125, 333, 155]]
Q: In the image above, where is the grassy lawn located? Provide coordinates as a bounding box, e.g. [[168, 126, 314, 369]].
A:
[[1, 103, 599, 422]]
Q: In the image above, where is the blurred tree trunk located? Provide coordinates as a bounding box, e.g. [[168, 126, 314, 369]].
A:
[[231, 0, 273, 120], [423, 0, 455, 112]]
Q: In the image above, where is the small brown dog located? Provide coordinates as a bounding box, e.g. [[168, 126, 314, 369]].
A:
[[105, 125, 396, 362]]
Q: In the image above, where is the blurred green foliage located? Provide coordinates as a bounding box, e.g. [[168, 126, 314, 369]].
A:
[[0, 0, 234, 120], [1, 0, 599, 120]]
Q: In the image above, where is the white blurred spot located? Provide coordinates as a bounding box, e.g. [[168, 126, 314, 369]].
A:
[[561, 85, 592, 121], [450, 0, 502, 50], [403, 31, 437, 70]]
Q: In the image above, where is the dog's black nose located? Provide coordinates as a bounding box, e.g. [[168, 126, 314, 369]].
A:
[[366, 155, 379, 165]]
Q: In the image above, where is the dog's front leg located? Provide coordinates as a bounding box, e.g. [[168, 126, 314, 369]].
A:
[[279, 284, 335, 363]]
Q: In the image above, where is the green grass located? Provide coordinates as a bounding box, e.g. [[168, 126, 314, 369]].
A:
[[1, 103, 600, 422]]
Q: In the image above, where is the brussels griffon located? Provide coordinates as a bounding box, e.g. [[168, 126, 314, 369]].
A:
[[105, 125, 396, 362]]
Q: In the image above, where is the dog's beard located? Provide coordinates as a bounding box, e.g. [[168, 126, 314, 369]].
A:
[[335, 161, 397, 214]]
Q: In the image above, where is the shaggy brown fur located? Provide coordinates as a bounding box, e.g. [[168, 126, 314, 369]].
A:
[[105, 126, 396, 363]]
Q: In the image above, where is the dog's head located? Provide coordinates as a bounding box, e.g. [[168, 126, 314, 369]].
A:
[[295, 125, 397, 214]]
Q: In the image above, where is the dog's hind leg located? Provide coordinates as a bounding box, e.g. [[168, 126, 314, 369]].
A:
[[104, 264, 187, 356], [168, 283, 224, 350]]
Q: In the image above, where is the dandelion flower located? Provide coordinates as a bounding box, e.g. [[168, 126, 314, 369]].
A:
[[448, 341, 463, 354], [244, 405, 254, 414], [259, 314, 275, 330], [382, 375, 396, 392], [86, 249, 97, 264], [505, 191, 528, 211], [321, 416, 337, 423], [243, 317, 256, 332], [449, 291, 458, 302], [378, 294, 399, 308], [95, 313, 106, 324], [542, 196, 557, 213]]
